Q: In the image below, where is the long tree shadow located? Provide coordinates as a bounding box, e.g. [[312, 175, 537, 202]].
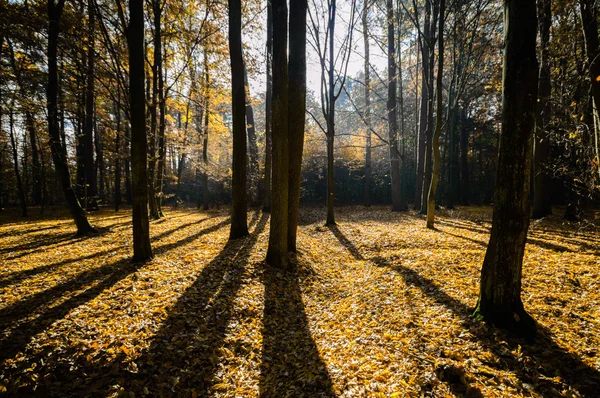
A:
[[103, 213, 269, 396], [371, 256, 600, 397], [259, 262, 336, 397], [328, 224, 364, 260]]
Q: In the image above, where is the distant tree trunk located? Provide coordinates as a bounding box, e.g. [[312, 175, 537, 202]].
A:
[[177, 95, 191, 204], [397, 13, 408, 211], [228, 0, 249, 240], [243, 61, 260, 207], [287, 0, 307, 253], [387, 0, 402, 212], [266, 0, 289, 267], [426, 0, 444, 229], [84, 0, 97, 209], [202, 54, 210, 211], [95, 121, 105, 204], [532, 0, 552, 219], [128, 0, 153, 261], [421, 0, 438, 215], [415, 0, 431, 211], [115, 94, 122, 211], [9, 105, 27, 217], [325, 0, 337, 226], [47, 0, 96, 235], [579, 0, 600, 181], [363, 0, 371, 207], [155, 46, 167, 217], [473, 0, 538, 338], [124, 122, 132, 205], [263, 0, 273, 212], [459, 104, 470, 205]]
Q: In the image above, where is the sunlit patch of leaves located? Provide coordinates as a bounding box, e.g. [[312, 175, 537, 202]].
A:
[[0, 206, 598, 397]]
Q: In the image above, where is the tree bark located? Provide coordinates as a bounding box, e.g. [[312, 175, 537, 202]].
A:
[[264, 0, 273, 213], [202, 54, 210, 211], [579, 0, 600, 181], [363, 0, 371, 207], [84, 0, 98, 209], [325, 0, 337, 226], [287, 0, 307, 253], [47, 0, 96, 235], [532, 0, 552, 219], [115, 93, 122, 211], [228, 0, 249, 239], [473, 0, 538, 338], [387, 0, 402, 211], [9, 105, 27, 217], [426, 0, 444, 229], [266, 0, 289, 267], [243, 61, 260, 207], [128, 0, 153, 261], [459, 104, 470, 205]]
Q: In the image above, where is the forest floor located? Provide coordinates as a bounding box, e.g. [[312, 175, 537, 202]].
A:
[[0, 205, 599, 397]]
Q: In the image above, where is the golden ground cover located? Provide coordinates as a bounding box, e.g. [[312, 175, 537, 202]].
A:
[[0, 206, 598, 397]]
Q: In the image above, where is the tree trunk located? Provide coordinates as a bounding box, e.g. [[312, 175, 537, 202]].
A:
[[84, 0, 97, 209], [203, 55, 210, 211], [325, 0, 337, 226], [115, 94, 121, 212], [9, 105, 27, 217], [387, 0, 402, 212], [124, 122, 132, 205], [532, 0, 552, 219], [415, 0, 431, 211], [228, 0, 249, 240], [579, 0, 600, 181], [155, 46, 167, 218], [426, 0, 444, 229], [459, 104, 470, 205], [472, 0, 538, 338], [128, 0, 153, 261], [266, 0, 289, 267], [263, 0, 273, 212], [363, 0, 371, 207], [243, 61, 260, 207], [287, 0, 307, 253], [47, 0, 96, 235]]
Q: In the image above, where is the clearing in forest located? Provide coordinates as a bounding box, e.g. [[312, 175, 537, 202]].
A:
[[0, 206, 599, 397]]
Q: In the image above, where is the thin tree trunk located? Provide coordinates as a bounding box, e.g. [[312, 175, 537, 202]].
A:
[[532, 0, 552, 219], [47, 0, 96, 234], [9, 105, 27, 217], [115, 93, 122, 211], [325, 0, 337, 226], [363, 0, 371, 207], [426, 0, 444, 229], [459, 103, 470, 205], [473, 0, 538, 338], [287, 0, 307, 252], [125, 122, 132, 205], [266, 0, 289, 267], [263, 0, 273, 212], [84, 0, 97, 209], [387, 0, 402, 211], [243, 60, 260, 207], [228, 0, 249, 239]]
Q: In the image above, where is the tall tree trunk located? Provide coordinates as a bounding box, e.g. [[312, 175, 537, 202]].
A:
[[287, 0, 307, 253], [128, 0, 153, 261], [387, 0, 402, 211], [9, 105, 27, 217], [415, 0, 431, 211], [47, 0, 96, 235], [95, 119, 105, 204], [459, 104, 470, 205], [243, 60, 260, 207], [147, 0, 161, 219], [579, 0, 600, 181], [263, 0, 273, 212], [426, 0, 444, 229], [397, 10, 408, 211], [325, 0, 337, 226], [115, 93, 122, 211], [363, 0, 371, 207], [202, 53, 210, 211], [156, 45, 167, 217], [228, 0, 249, 239], [125, 122, 132, 205], [472, 0, 538, 338], [266, 0, 289, 267], [84, 0, 97, 209], [532, 0, 552, 219]]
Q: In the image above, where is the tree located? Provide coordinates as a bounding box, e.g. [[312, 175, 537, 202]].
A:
[[287, 0, 308, 252], [228, 0, 249, 240], [532, 0, 552, 219], [266, 0, 289, 267], [263, 0, 273, 213], [83, 0, 98, 209], [127, 0, 153, 261], [363, 0, 371, 207], [472, 0, 538, 338], [426, 0, 444, 229], [47, 0, 96, 235], [387, 0, 403, 212]]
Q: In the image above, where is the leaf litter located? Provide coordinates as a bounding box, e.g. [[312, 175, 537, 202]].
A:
[[0, 206, 599, 397]]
